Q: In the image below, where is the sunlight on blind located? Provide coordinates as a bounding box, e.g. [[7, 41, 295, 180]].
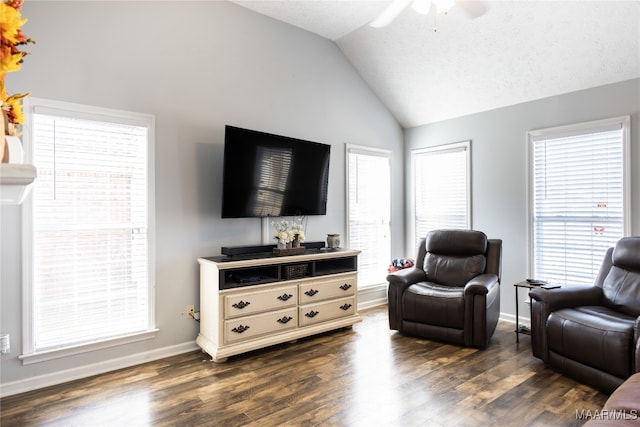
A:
[[413, 142, 469, 250], [251, 146, 292, 217], [347, 147, 391, 288], [531, 126, 625, 285], [32, 113, 150, 350]]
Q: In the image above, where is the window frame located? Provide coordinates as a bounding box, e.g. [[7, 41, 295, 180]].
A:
[[409, 140, 471, 254], [345, 143, 392, 289], [20, 97, 157, 365], [526, 115, 631, 282]]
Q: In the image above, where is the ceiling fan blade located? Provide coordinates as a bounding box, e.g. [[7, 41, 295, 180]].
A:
[[369, 0, 413, 28], [456, 0, 489, 19]]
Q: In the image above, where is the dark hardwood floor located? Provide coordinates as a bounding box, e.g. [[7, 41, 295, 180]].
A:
[[1, 305, 608, 426]]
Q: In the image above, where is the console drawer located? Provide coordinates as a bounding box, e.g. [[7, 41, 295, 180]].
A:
[[298, 274, 356, 304], [224, 308, 298, 344], [224, 284, 297, 319], [299, 296, 356, 327]]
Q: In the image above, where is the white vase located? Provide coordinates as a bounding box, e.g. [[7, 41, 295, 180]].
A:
[[276, 241, 286, 249], [327, 233, 340, 249], [4, 135, 24, 164]]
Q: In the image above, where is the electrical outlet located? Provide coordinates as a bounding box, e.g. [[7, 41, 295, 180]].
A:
[[186, 305, 195, 319]]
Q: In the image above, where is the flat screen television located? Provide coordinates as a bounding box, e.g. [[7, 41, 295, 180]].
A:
[[221, 125, 331, 218]]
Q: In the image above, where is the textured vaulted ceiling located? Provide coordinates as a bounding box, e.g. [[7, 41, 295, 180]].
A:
[[233, 0, 640, 128]]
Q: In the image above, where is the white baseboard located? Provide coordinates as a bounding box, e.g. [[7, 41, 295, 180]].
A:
[[499, 312, 530, 327], [359, 297, 387, 310], [499, 312, 516, 324], [358, 283, 387, 310], [0, 341, 199, 398]]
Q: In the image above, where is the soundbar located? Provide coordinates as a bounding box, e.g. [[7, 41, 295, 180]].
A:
[[301, 241, 325, 250], [221, 241, 325, 256]]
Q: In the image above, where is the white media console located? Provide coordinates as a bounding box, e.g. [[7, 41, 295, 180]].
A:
[[196, 248, 361, 362]]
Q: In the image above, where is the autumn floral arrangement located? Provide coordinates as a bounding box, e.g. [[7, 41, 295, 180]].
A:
[[1, 0, 35, 138], [272, 219, 306, 248]]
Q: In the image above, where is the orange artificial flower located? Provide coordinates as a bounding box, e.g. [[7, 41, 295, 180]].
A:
[[0, 0, 34, 134]]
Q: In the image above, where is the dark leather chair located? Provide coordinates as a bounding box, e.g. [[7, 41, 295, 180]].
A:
[[530, 236, 640, 393], [584, 372, 640, 426], [387, 229, 502, 349]]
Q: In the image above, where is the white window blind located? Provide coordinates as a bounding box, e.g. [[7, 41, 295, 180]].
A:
[[23, 99, 155, 357], [347, 145, 391, 288], [412, 141, 470, 250], [252, 146, 292, 216], [529, 117, 629, 285]]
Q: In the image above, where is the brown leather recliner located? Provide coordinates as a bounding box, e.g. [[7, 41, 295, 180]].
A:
[[387, 229, 502, 349], [584, 372, 640, 426], [530, 236, 640, 393]]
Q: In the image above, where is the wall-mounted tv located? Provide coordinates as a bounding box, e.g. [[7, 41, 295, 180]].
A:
[[221, 125, 331, 218]]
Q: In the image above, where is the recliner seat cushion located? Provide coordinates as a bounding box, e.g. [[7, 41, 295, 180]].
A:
[[402, 282, 465, 329], [547, 307, 635, 379]]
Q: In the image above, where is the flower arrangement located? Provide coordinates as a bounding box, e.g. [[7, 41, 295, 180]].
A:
[[1, 0, 35, 136], [291, 221, 305, 245], [272, 219, 306, 247]]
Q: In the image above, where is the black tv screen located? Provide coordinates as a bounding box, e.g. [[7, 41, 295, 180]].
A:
[[221, 125, 330, 218]]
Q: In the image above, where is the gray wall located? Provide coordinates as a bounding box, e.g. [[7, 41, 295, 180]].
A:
[[2, 0, 638, 396], [0, 1, 404, 393], [405, 78, 640, 322]]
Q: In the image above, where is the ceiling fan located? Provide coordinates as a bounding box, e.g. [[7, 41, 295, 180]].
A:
[[369, 0, 488, 29]]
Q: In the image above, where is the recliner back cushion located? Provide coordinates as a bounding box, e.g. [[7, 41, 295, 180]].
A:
[[602, 266, 640, 317], [612, 237, 640, 273], [424, 253, 486, 287], [425, 229, 488, 256], [422, 230, 489, 287]]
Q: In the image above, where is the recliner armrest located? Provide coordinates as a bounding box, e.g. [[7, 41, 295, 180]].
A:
[[387, 267, 427, 331], [529, 284, 603, 311], [530, 284, 603, 363], [386, 267, 426, 289], [464, 273, 499, 296]]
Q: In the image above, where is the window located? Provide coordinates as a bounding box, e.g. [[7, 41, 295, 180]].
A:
[[346, 145, 391, 288], [411, 141, 471, 251], [528, 116, 630, 285], [21, 98, 156, 363]]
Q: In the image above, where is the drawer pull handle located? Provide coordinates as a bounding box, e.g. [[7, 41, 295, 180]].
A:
[[232, 300, 251, 309], [277, 293, 293, 302], [340, 303, 352, 311], [305, 289, 319, 297], [305, 310, 319, 318], [277, 316, 293, 324], [231, 325, 250, 334], [339, 284, 352, 291]]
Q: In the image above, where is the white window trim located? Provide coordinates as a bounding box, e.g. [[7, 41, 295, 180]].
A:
[[409, 140, 471, 255], [526, 115, 631, 279], [20, 97, 157, 364], [345, 143, 392, 289], [18, 330, 159, 365]]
